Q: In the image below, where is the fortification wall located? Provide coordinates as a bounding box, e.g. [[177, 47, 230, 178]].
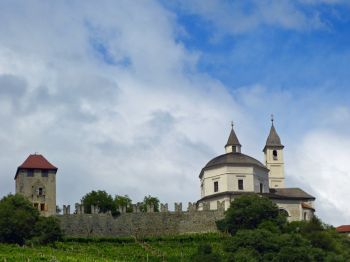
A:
[[57, 210, 224, 237]]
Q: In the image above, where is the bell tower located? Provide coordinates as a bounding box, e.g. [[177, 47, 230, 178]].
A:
[[263, 115, 285, 188]]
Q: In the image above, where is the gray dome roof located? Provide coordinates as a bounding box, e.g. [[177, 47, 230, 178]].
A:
[[200, 152, 268, 178]]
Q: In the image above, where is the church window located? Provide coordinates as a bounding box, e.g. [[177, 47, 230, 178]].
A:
[[40, 203, 45, 211], [260, 183, 263, 193], [273, 150, 278, 160], [27, 170, 34, 177], [304, 212, 307, 221], [238, 179, 244, 190], [214, 181, 219, 192], [232, 146, 236, 153], [41, 170, 48, 177]]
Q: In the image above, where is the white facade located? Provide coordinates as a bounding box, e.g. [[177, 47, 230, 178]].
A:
[[264, 147, 285, 188], [197, 122, 315, 222]]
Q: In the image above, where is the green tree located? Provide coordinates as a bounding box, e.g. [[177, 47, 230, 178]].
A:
[[81, 190, 116, 214], [217, 195, 286, 234], [114, 195, 132, 213], [0, 194, 39, 245], [139, 195, 160, 212], [32, 216, 63, 245]]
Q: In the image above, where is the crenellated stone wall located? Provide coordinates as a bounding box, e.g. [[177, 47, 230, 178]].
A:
[[57, 202, 225, 237]]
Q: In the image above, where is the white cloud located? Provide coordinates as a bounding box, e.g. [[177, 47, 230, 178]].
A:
[[289, 130, 350, 225], [0, 1, 244, 207]]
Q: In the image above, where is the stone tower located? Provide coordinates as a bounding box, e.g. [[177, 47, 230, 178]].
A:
[[263, 117, 285, 188], [14, 154, 58, 216]]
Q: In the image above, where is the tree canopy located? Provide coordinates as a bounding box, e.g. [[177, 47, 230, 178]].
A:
[[0, 194, 62, 245], [217, 194, 286, 234], [81, 190, 116, 214], [138, 195, 160, 212], [192, 195, 350, 261], [114, 195, 132, 213], [0, 194, 39, 245]]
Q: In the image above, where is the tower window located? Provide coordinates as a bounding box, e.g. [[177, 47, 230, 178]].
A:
[[238, 179, 244, 190], [273, 150, 278, 160], [27, 170, 34, 177], [260, 183, 263, 193], [214, 181, 219, 192], [41, 171, 48, 177], [37, 187, 44, 196], [232, 146, 236, 153], [40, 203, 45, 211]]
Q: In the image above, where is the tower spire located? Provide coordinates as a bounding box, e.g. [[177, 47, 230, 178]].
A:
[[225, 121, 241, 153], [263, 115, 283, 151]]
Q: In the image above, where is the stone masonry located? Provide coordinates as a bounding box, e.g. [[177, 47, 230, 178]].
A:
[[57, 202, 224, 237]]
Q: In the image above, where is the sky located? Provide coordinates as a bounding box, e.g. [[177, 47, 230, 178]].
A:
[[0, 0, 350, 226]]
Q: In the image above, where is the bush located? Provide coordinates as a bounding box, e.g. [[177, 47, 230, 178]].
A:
[[191, 244, 222, 262], [0, 194, 39, 245], [31, 216, 63, 244], [217, 195, 286, 234], [0, 194, 64, 245]]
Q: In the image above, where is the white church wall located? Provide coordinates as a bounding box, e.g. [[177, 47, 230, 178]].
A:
[[253, 167, 270, 193], [202, 166, 255, 197], [273, 199, 303, 222]]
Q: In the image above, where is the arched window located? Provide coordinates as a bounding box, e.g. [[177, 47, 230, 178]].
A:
[[273, 150, 278, 160]]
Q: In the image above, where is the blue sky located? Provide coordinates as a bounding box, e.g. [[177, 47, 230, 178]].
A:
[[0, 0, 350, 225]]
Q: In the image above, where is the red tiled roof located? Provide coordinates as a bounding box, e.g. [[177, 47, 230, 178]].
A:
[[15, 154, 57, 179], [18, 154, 57, 169], [336, 225, 350, 233]]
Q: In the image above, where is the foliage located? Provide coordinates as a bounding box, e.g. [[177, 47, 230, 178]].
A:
[[114, 195, 133, 212], [139, 195, 160, 212], [191, 243, 222, 262], [0, 229, 349, 261], [0, 194, 63, 246], [227, 248, 259, 262], [217, 194, 286, 234], [31, 216, 63, 245], [81, 190, 116, 214], [0, 233, 226, 261], [0, 194, 39, 245]]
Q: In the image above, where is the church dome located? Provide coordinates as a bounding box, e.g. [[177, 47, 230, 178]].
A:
[[199, 152, 268, 178]]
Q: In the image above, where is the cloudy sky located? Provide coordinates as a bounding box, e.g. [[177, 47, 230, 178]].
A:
[[1, 0, 350, 226]]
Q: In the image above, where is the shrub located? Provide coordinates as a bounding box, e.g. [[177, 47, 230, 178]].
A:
[[191, 244, 222, 262], [217, 195, 286, 234], [31, 216, 63, 244], [0, 194, 39, 245]]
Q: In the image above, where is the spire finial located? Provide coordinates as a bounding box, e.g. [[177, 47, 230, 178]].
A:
[[271, 114, 274, 125], [230, 121, 234, 129]]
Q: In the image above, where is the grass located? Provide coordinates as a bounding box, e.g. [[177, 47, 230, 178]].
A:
[[0, 233, 228, 261]]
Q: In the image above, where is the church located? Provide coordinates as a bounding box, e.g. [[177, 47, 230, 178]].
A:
[[197, 118, 316, 221]]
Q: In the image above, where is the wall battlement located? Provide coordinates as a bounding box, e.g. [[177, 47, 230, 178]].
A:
[[61, 201, 225, 215], [57, 202, 225, 237]]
